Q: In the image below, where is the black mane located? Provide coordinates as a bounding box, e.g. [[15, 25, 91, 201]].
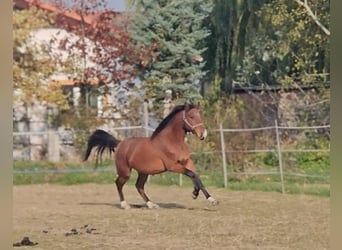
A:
[[151, 104, 195, 139]]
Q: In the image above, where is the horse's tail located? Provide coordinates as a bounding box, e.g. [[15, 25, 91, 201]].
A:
[[83, 129, 121, 167]]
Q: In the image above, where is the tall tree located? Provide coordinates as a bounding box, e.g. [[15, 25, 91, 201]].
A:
[[126, 0, 213, 102], [203, 0, 266, 95]]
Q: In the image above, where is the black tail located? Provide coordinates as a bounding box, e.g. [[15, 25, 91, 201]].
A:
[[84, 129, 121, 167]]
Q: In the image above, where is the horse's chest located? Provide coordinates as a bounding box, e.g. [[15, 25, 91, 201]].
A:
[[163, 146, 189, 165]]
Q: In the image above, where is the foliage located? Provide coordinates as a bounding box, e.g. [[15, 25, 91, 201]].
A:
[[203, 0, 330, 95], [47, 0, 157, 88], [198, 88, 330, 178], [204, 0, 267, 93], [20, 0, 156, 129], [235, 0, 330, 86], [127, 0, 213, 101], [13, 7, 69, 109]]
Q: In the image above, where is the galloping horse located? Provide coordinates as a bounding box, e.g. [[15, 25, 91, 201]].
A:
[[84, 102, 219, 209]]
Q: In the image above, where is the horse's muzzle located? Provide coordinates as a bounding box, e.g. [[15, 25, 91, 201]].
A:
[[200, 129, 207, 140]]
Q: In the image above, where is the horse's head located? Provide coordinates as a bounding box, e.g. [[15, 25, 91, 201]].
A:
[[183, 102, 207, 140]]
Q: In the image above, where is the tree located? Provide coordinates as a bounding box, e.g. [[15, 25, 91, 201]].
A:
[[126, 0, 213, 102], [53, 0, 143, 86], [294, 0, 330, 36], [42, 0, 157, 125], [13, 7, 69, 110], [203, 0, 329, 96], [203, 0, 266, 95], [233, 0, 330, 87]]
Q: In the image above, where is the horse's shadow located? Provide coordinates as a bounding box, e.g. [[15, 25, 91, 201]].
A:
[[79, 202, 187, 209]]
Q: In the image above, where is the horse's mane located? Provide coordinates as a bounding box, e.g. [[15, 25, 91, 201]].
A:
[[151, 103, 195, 139]]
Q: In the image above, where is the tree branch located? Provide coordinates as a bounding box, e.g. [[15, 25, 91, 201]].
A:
[[295, 0, 330, 36]]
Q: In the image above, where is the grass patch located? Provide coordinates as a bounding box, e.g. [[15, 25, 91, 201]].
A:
[[13, 160, 116, 185], [13, 160, 330, 197]]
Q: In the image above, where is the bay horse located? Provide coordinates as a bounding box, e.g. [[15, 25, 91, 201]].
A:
[[84, 102, 219, 209]]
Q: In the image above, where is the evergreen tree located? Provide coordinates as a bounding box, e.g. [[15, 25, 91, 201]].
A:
[[127, 0, 212, 102]]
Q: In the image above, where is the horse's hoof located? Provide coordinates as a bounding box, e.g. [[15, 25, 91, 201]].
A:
[[207, 196, 219, 206], [192, 190, 199, 199], [146, 201, 159, 209], [120, 201, 131, 209]]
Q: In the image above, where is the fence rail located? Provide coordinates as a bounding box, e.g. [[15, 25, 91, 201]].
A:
[[213, 124, 330, 132]]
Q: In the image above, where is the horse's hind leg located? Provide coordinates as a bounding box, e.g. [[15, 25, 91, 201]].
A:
[[135, 173, 159, 209], [115, 171, 131, 209]]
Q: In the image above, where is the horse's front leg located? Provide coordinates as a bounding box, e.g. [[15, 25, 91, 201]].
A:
[[184, 169, 219, 206], [192, 185, 200, 199]]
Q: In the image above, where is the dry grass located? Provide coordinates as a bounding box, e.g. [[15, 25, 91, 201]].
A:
[[13, 184, 330, 250]]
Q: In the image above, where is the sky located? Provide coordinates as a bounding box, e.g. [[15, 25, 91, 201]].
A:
[[47, 0, 127, 12], [107, 0, 126, 12]]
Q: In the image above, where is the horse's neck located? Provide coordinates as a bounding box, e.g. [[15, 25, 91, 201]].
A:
[[156, 113, 186, 143]]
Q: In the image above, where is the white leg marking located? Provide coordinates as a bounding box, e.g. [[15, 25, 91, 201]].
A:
[[120, 201, 131, 209], [207, 196, 219, 206], [146, 201, 160, 209]]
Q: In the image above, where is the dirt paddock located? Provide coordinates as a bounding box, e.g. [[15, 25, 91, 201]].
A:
[[13, 184, 330, 250]]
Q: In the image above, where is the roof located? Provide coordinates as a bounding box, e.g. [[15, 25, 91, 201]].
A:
[[13, 0, 128, 37], [14, 0, 96, 22], [13, 0, 130, 87], [232, 81, 330, 94]]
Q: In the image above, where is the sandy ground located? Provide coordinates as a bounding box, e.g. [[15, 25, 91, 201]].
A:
[[13, 184, 330, 250]]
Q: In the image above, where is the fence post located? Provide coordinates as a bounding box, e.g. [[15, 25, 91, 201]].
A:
[[219, 123, 228, 188], [143, 101, 149, 137], [275, 120, 285, 194], [143, 102, 153, 183], [48, 130, 60, 162]]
